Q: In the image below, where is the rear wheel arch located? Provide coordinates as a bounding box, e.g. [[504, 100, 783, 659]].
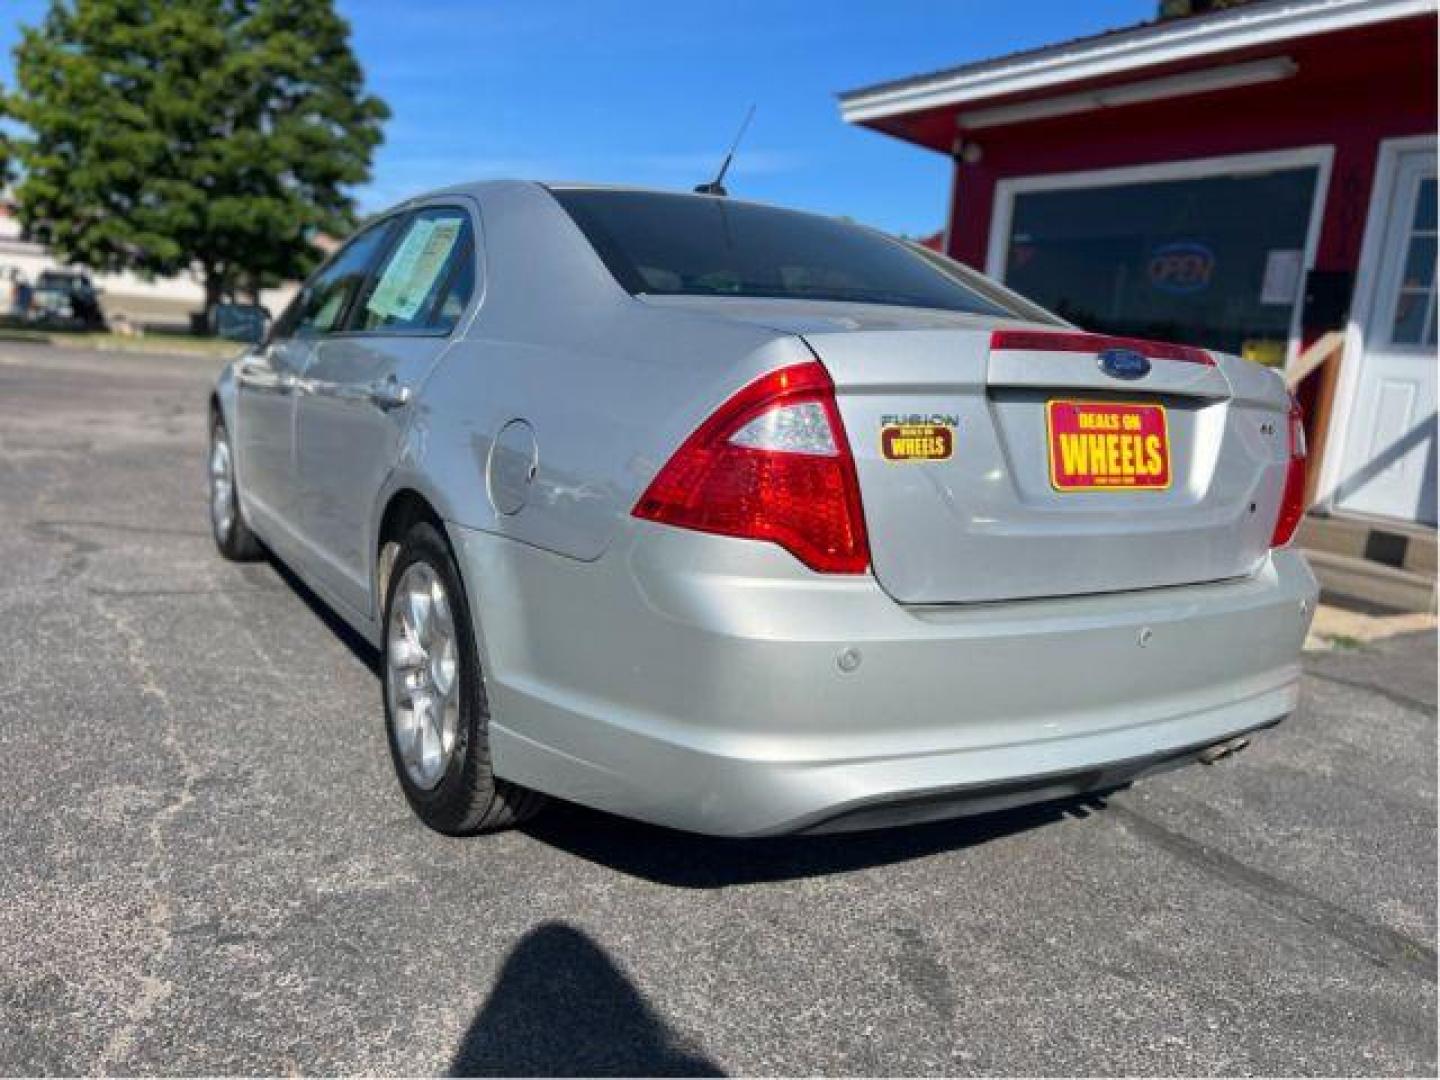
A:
[[380, 517, 544, 833], [376, 489, 447, 608]]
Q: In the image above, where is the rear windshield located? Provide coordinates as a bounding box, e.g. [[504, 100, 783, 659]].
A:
[[549, 188, 1012, 317]]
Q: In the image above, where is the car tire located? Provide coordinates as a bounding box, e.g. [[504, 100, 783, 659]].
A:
[[209, 414, 264, 562], [382, 521, 547, 835]]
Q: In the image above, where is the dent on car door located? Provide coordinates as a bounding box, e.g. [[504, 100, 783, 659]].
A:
[[235, 320, 311, 530], [295, 205, 480, 616], [242, 218, 402, 567]]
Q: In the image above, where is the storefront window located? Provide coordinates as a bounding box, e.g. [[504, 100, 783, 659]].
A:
[[1001, 165, 1320, 360]]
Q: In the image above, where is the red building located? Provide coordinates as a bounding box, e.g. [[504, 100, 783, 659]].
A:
[[841, 0, 1437, 567]]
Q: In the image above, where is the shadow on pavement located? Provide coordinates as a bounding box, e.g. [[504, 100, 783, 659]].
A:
[[522, 794, 1112, 889], [266, 553, 382, 676], [449, 922, 724, 1077]]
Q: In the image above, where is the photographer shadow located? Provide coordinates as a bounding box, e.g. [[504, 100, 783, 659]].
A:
[[449, 922, 724, 1077]]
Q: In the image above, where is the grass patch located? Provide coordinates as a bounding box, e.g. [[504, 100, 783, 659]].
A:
[[0, 327, 244, 358]]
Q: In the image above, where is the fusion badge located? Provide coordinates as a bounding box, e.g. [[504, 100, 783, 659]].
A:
[[881, 415, 957, 462], [1046, 400, 1170, 491]]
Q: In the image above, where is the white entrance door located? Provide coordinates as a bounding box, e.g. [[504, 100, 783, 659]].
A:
[[1335, 146, 1437, 525]]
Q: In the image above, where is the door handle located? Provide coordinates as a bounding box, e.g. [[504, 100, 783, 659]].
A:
[[237, 347, 282, 390], [236, 357, 264, 386], [368, 375, 412, 411]]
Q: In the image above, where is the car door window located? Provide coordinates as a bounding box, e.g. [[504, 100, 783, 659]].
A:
[[352, 207, 476, 334], [290, 219, 401, 338]]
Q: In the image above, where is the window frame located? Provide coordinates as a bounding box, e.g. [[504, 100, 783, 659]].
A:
[[276, 214, 404, 342], [984, 146, 1333, 366], [1379, 171, 1437, 349], [335, 201, 482, 340]]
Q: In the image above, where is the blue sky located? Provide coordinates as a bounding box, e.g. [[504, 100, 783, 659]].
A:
[[0, 0, 1153, 236]]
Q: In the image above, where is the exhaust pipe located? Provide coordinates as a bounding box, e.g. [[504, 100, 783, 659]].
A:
[[1198, 735, 1252, 765]]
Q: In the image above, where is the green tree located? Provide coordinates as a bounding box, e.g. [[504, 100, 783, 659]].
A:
[[0, 84, 13, 189], [10, 0, 388, 316]]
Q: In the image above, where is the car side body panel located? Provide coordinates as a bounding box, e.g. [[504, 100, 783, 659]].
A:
[[410, 181, 815, 562]]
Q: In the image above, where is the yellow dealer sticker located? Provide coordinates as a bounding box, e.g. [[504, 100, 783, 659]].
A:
[[880, 416, 956, 462]]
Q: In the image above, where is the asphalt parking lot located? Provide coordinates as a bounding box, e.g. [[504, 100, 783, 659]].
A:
[[0, 342, 1435, 1076]]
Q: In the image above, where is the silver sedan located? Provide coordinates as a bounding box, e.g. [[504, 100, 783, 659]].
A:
[[209, 182, 1317, 836]]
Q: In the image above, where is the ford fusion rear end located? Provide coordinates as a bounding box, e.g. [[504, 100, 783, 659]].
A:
[[472, 349, 1314, 835], [454, 187, 1318, 836]]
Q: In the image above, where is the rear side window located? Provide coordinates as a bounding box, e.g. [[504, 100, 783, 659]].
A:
[[288, 219, 399, 336], [549, 188, 1011, 317], [353, 207, 476, 334]]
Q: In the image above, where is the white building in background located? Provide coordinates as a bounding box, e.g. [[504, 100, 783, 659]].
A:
[[0, 200, 298, 329]]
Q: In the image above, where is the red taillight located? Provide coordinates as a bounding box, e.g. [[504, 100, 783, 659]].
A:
[[634, 362, 870, 574], [990, 329, 1214, 365], [1271, 394, 1308, 548]]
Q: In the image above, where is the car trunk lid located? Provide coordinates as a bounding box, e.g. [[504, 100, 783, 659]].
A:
[[805, 324, 1292, 604]]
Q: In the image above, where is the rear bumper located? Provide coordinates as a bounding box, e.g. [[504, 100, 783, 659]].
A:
[[452, 522, 1318, 836], [796, 720, 1277, 834]]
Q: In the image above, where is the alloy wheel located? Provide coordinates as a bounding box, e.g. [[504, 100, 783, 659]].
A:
[[386, 561, 462, 790], [209, 428, 235, 541]]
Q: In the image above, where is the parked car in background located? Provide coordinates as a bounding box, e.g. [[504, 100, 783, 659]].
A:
[[208, 181, 1317, 837], [31, 269, 105, 329]]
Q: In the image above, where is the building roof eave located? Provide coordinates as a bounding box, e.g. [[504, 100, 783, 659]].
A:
[[838, 0, 1436, 125]]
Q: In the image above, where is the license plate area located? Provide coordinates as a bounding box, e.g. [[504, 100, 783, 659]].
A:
[[1046, 399, 1171, 492]]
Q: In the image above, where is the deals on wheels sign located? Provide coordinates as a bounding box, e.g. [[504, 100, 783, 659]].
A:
[[1046, 400, 1171, 491]]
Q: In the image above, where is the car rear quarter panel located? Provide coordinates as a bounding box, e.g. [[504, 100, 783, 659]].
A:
[[408, 182, 812, 562]]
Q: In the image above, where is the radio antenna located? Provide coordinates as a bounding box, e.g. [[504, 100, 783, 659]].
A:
[[694, 105, 756, 196]]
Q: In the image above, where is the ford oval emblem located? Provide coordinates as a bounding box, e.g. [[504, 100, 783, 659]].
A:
[[1098, 348, 1151, 380]]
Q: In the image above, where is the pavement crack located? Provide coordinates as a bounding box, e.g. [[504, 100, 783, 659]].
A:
[[91, 594, 203, 1071], [1109, 802, 1437, 982], [26, 519, 210, 586], [25, 520, 103, 583], [87, 585, 283, 599], [218, 588, 292, 685], [30, 517, 209, 539], [1305, 670, 1436, 716]]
